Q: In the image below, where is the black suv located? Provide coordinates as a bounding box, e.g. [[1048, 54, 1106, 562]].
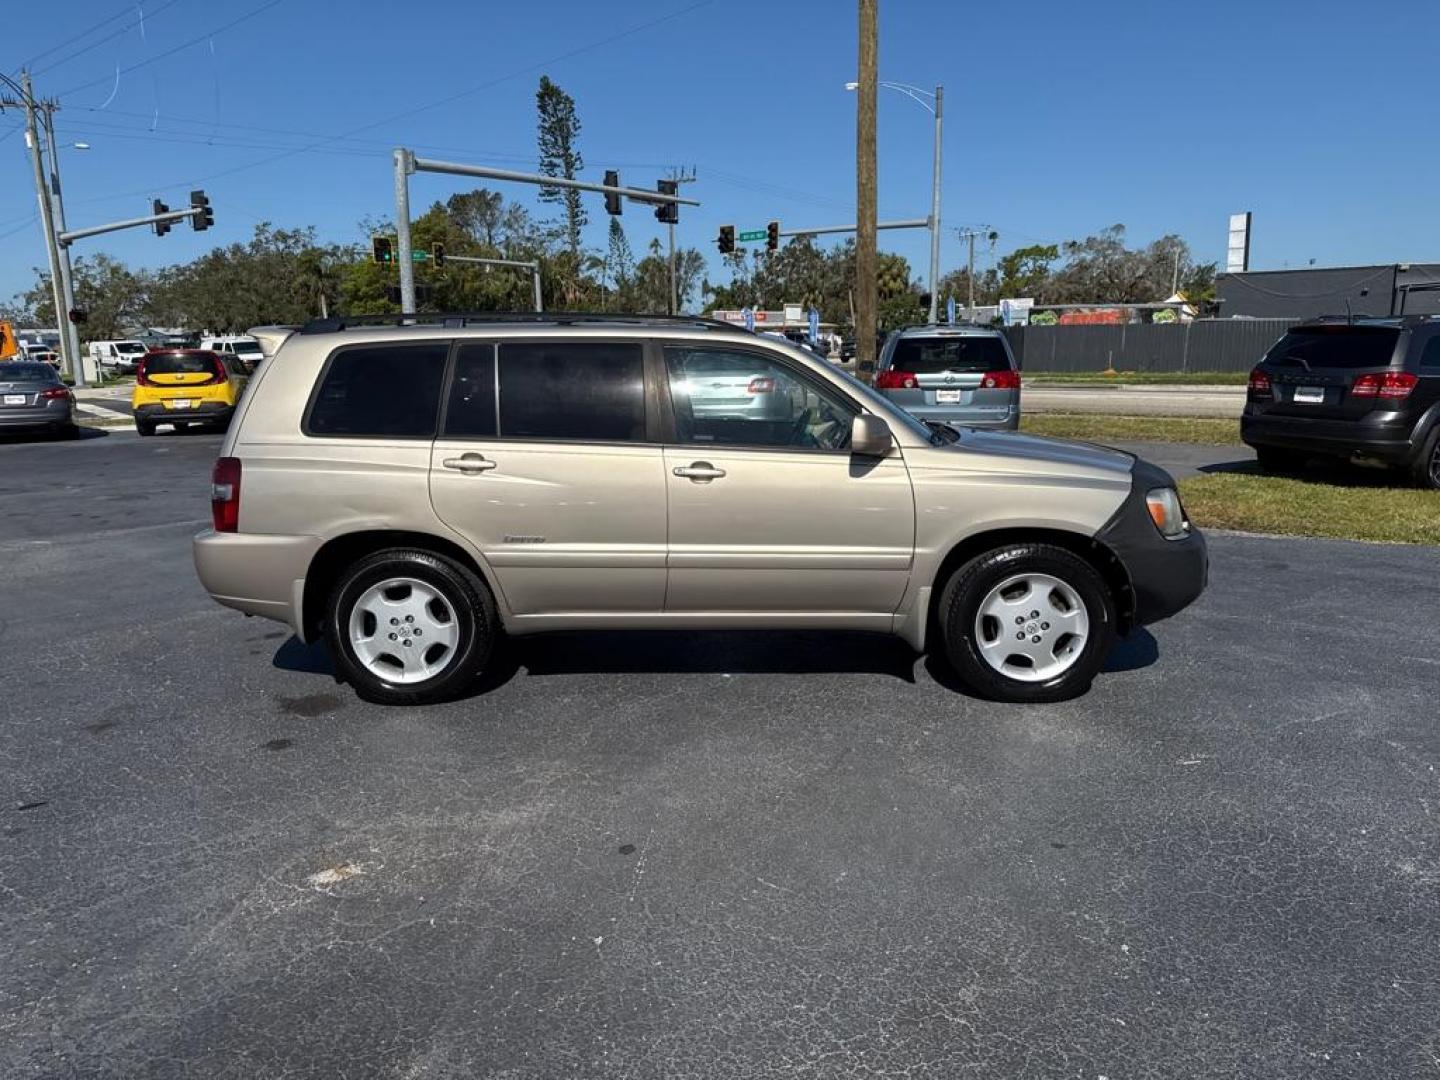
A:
[[1242, 317, 1440, 488]]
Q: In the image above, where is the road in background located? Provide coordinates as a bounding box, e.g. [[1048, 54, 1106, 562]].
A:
[[2, 431, 1436, 1078], [1023, 384, 1246, 418]]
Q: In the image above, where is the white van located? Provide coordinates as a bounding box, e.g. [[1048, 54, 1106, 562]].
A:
[[201, 335, 266, 371], [87, 340, 150, 374]]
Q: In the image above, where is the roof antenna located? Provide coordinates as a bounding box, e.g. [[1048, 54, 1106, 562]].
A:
[[1344, 298, 1353, 326]]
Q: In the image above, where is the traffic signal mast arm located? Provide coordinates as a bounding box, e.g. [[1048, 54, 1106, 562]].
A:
[[59, 203, 208, 245]]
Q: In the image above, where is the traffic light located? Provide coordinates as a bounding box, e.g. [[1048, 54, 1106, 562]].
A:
[[431, 242, 446, 268], [654, 179, 679, 224], [603, 170, 622, 216], [717, 224, 735, 254], [189, 189, 213, 231], [372, 236, 394, 264], [766, 220, 780, 251], [153, 199, 171, 236]]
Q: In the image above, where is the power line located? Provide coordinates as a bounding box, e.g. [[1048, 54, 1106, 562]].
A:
[[51, 0, 714, 205], [14, 2, 135, 72], [34, 0, 188, 77], [54, 0, 286, 98]]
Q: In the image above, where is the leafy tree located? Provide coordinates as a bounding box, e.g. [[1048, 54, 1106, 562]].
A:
[[997, 243, 1059, 300], [24, 253, 148, 339], [535, 76, 586, 260]]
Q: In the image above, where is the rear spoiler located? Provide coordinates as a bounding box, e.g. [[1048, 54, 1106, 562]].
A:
[[245, 325, 297, 359]]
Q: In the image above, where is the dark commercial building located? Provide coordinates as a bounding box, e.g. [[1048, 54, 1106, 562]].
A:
[[1221, 263, 1440, 321], [1217, 263, 1440, 320]]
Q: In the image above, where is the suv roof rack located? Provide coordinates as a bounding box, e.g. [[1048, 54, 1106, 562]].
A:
[[298, 312, 749, 335]]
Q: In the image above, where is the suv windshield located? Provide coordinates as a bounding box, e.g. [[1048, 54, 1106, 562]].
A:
[[890, 336, 1009, 374], [1265, 327, 1400, 369], [116, 343, 147, 355]]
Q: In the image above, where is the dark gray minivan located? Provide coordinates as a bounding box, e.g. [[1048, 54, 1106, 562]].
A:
[[873, 325, 1020, 430]]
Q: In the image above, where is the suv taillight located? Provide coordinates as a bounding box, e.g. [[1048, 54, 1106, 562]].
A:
[[211, 457, 241, 532], [1351, 371, 1418, 399], [1247, 366, 1272, 397], [135, 362, 151, 386], [211, 359, 229, 385], [980, 369, 1020, 390], [875, 369, 918, 390]]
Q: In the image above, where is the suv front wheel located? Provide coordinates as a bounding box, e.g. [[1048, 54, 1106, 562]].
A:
[[325, 548, 497, 705], [939, 543, 1116, 703]]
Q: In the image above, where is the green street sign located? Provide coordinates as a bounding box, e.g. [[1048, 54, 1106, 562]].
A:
[[411, 249, 428, 261], [738, 229, 767, 242]]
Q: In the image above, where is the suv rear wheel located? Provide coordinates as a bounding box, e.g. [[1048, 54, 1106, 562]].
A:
[[325, 548, 497, 705], [938, 543, 1116, 703], [1414, 425, 1440, 490]]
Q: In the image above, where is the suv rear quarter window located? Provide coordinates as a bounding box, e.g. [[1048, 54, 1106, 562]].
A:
[[306, 343, 449, 438]]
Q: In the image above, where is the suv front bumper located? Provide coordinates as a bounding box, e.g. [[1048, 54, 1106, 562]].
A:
[[1097, 459, 1208, 627]]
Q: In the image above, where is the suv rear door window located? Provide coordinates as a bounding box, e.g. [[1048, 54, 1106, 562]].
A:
[[497, 342, 646, 442], [307, 343, 449, 438], [144, 351, 218, 375], [1265, 327, 1400, 369], [889, 336, 1010, 374]]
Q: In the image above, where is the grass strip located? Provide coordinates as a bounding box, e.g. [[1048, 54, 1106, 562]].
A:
[[1020, 413, 1241, 445], [1178, 471, 1439, 545]]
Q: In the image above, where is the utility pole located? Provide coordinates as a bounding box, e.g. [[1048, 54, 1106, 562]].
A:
[[394, 148, 416, 312], [956, 227, 993, 321], [665, 166, 697, 315], [856, 0, 878, 365], [11, 73, 70, 381], [927, 85, 943, 325], [42, 102, 85, 387]]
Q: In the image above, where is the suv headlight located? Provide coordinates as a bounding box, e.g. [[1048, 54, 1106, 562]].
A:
[[1145, 487, 1189, 539]]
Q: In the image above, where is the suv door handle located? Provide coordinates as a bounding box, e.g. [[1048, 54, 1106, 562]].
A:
[[442, 452, 497, 474], [673, 462, 726, 482]]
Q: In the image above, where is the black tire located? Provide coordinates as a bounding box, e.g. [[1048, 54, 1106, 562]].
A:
[[1254, 446, 1305, 473], [324, 548, 498, 705], [937, 543, 1116, 704], [1413, 425, 1440, 490], [135, 419, 156, 437]]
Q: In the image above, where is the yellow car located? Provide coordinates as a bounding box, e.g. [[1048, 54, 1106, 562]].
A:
[[133, 349, 248, 436]]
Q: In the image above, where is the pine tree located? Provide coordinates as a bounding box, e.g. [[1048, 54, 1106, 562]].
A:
[[535, 76, 587, 259], [606, 218, 634, 299]]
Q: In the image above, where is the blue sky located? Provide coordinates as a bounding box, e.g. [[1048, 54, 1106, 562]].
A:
[[3, 0, 1439, 304]]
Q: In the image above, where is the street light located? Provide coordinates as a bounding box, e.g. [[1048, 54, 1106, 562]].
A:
[[845, 79, 944, 324]]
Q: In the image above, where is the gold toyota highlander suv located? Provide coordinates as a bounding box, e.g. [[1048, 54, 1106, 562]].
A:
[[194, 314, 1207, 706]]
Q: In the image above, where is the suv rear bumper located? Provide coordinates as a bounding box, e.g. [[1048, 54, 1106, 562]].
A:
[[193, 529, 320, 635], [1241, 409, 1423, 464], [1097, 459, 1208, 628], [135, 401, 234, 425]]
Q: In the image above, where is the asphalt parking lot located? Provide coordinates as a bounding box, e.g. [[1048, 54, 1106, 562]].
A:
[[2, 429, 1437, 1078]]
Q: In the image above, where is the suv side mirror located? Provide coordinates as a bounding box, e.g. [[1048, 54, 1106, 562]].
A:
[[851, 413, 892, 457]]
